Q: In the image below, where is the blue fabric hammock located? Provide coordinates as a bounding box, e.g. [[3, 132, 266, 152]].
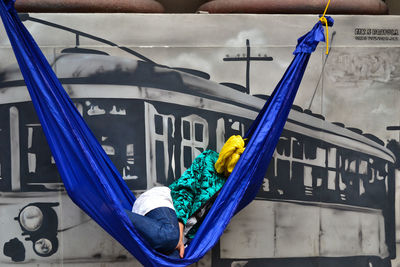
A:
[[0, 1, 333, 266]]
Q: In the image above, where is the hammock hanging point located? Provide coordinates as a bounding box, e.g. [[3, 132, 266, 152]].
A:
[[320, 0, 332, 55]]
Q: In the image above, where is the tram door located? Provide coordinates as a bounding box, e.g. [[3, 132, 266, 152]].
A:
[[180, 114, 209, 174], [145, 103, 176, 188], [145, 102, 211, 187], [0, 105, 12, 191]]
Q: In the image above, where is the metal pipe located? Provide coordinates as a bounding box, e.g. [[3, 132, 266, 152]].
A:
[[14, 0, 165, 13], [198, 0, 388, 15]]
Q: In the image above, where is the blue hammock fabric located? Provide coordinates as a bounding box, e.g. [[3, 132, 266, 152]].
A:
[[0, 1, 332, 266]]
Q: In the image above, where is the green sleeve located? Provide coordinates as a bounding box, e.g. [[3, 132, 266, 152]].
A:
[[169, 152, 207, 225]]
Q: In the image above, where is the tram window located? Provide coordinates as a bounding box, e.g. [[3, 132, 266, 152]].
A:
[[359, 178, 366, 195], [183, 146, 193, 169], [370, 159, 387, 181], [277, 159, 290, 192], [180, 114, 209, 174], [327, 148, 337, 168], [312, 167, 325, 187], [291, 161, 303, 179], [226, 119, 245, 137], [156, 141, 166, 184], [276, 136, 290, 157], [292, 137, 303, 159], [345, 159, 357, 173], [338, 173, 346, 190], [28, 153, 36, 173], [304, 166, 312, 187], [291, 162, 305, 196], [359, 160, 368, 175], [25, 125, 60, 186], [182, 120, 191, 140], [377, 162, 387, 180], [229, 120, 240, 131], [154, 115, 163, 135], [266, 158, 275, 180], [216, 118, 225, 152], [304, 140, 316, 160], [315, 148, 326, 166], [194, 123, 203, 142], [327, 170, 336, 190]]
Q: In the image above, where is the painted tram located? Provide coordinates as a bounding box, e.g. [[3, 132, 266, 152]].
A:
[[0, 52, 396, 266]]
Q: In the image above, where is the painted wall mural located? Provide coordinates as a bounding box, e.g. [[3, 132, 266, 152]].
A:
[[0, 14, 399, 267]]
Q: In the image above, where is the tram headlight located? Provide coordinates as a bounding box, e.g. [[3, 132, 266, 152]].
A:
[[33, 238, 53, 256], [19, 205, 43, 232], [15, 202, 59, 257]]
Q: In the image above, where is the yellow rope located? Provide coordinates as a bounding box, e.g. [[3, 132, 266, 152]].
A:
[[319, 0, 331, 55]]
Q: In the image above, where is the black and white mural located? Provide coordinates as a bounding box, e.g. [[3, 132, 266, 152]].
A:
[[0, 14, 399, 267]]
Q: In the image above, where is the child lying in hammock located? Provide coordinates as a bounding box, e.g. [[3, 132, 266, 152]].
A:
[[124, 135, 245, 258]]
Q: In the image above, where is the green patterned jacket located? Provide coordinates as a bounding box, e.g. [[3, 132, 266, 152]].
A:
[[169, 150, 226, 238]]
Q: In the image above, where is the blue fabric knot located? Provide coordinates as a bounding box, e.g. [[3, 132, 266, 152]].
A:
[[320, 15, 334, 26], [294, 16, 334, 55]]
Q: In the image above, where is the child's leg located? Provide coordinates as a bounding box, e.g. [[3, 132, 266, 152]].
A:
[[124, 207, 179, 254]]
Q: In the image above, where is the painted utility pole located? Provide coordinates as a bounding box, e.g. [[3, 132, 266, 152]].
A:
[[223, 39, 273, 94]]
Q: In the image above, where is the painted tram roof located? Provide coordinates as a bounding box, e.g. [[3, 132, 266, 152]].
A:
[[0, 53, 395, 163]]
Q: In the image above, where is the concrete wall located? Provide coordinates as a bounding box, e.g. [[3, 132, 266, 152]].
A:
[[0, 14, 399, 267]]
